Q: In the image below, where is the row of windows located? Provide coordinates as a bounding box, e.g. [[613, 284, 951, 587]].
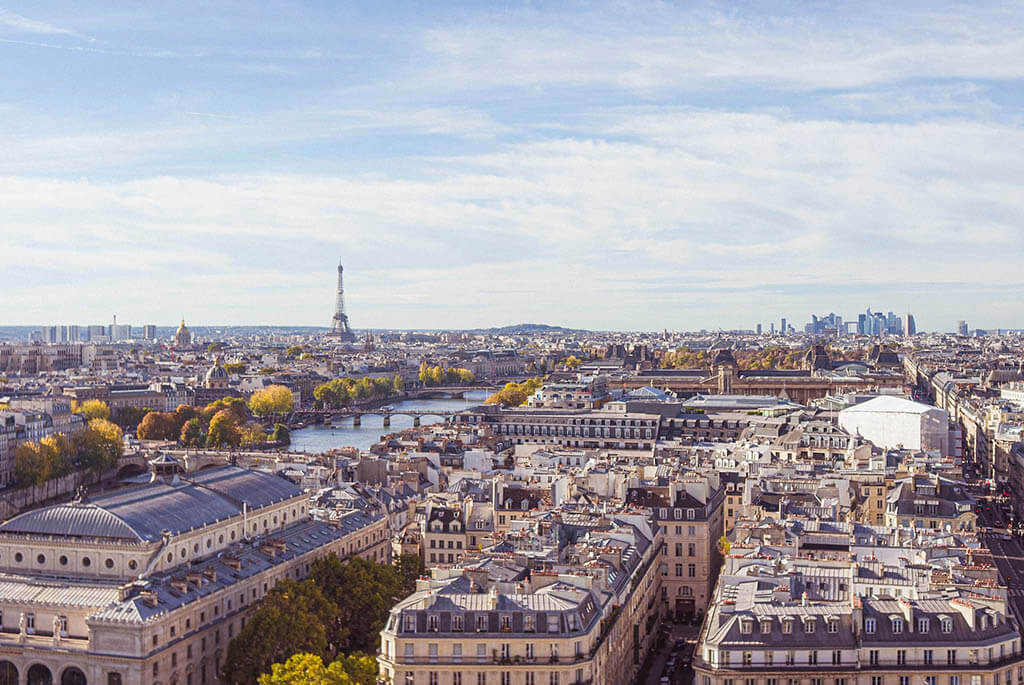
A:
[[403, 610, 585, 634], [400, 640, 586, 660], [709, 672, 1021, 685], [716, 643, 1017, 668], [407, 668, 587, 685]]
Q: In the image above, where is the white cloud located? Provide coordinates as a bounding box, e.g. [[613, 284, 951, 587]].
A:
[[3, 104, 1024, 329]]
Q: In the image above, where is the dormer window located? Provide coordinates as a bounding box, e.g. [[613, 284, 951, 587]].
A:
[[782, 619, 793, 634], [453, 615, 464, 632], [804, 618, 815, 634], [739, 619, 753, 635], [404, 614, 416, 632], [687, 509, 696, 520], [501, 615, 512, 632], [891, 617, 903, 634], [865, 618, 877, 634], [476, 615, 487, 632], [918, 618, 930, 633], [524, 614, 535, 632], [941, 618, 952, 634], [760, 620, 771, 634], [429, 615, 439, 632], [828, 619, 839, 634]]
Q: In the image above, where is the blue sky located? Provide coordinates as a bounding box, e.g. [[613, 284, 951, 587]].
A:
[[2, 1, 1023, 332]]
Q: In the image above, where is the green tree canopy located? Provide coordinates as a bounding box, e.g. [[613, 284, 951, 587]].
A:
[[72, 399, 111, 422], [221, 579, 341, 685], [272, 423, 291, 445], [207, 409, 241, 447], [180, 418, 204, 447], [257, 653, 377, 685]]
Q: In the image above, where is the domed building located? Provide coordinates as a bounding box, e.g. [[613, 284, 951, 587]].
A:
[[174, 318, 192, 348], [204, 357, 229, 390]]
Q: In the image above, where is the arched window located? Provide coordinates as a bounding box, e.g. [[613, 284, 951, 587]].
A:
[[0, 661, 19, 685], [60, 666, 87, 685], [27, 664, 53, 685]]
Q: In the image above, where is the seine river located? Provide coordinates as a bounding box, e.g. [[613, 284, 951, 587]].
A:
[[288, 390, 490, 453]]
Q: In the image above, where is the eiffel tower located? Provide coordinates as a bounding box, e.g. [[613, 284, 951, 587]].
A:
[[328, 259, 356, 341]]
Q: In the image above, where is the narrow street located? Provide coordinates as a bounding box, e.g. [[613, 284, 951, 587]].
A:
[[980, 530, 1024, 624], [644, 621, 701, 685]]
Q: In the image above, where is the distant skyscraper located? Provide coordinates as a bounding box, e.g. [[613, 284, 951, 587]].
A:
[[780, 318, 787, 335], [328, 259, 356, 341], [756, 323, 762, 335], [903, 313, 916, 336], [69, 325, 80, 342], [770, 323, 775, 334], [143, 325, 157, 340], [958, 320, 969, 336]]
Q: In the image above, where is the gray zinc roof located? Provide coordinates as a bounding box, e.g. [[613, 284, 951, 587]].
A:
[[0, 466, 301, 543]]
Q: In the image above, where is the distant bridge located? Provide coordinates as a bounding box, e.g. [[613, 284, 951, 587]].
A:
[[292, 408, 460, 427]]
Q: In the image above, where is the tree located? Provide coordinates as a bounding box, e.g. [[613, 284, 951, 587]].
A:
[[563, 355, 581, 370], [116, 406, 152, 431], [395, 553, 425, 596], [72, 399, 111, 422], [207, 410, 241, 448], [222, 579, 340, 685], [13, 441, 55, 489], [484, 377, 543, 407], [205, 396, 248, 424], [208, 342, 226, 353], [241, 424, 268, 446], [285, 345, 305, 359], [257, 653, 376, 685], [249, 385, 295, 417], [329, 654, 378, 685], [70, 420, 124, 482], [180, 418, 204, 447], [310, 556, 405, 653], [257, 654, 346, 685], [136, 412, 178, 441], [392, 375, 404, 394], [223, 362, 247, 374], [718, 535, 731, 556], [272, 423, 291, 445]]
